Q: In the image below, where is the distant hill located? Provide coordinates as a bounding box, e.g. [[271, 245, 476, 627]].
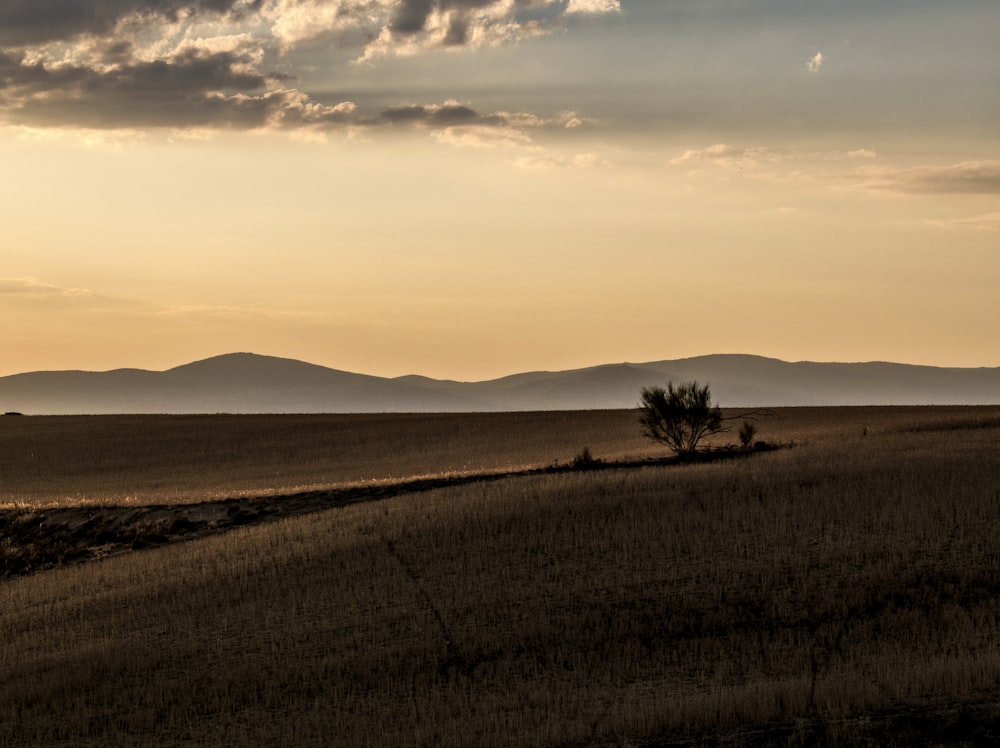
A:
[[1, 352, 998, 414]]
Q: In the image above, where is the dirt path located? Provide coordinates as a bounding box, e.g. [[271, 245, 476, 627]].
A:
[[0, 470, 504, 579]]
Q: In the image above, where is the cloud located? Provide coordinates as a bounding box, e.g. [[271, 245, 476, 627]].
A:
[[513, 151, 607, 169], [917, 211, 1000, 232], [0, 277, 93, 297], [0, 0, 621, 55], [264, 0, 390, 49], [953, 212, 1000, 230], [0, 45, 332, 130], [566, 0, 620, 13], [381, 100, 504, 128], [433, 124, 535, 149], [0, 276, 138, 312], [0, 0, 258, 47], [0, 0, 615, 134], [0, 36, 545, 136], [356, 0, 617, 61], [864, 161, 1000, 195], [427, 106, 593, 150], [670, 143, 769, 167], [359, 4, 533, 61], [157, 303, 316, 320], [807, 52, 823, 72]]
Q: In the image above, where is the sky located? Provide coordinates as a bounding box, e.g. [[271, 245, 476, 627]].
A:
[[1, 0, 998, 380]]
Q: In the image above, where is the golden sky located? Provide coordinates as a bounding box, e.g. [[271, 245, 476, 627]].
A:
[[1, 0, 997, 379]]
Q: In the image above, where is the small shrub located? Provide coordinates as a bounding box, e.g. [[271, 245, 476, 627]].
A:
[[738, 421, 757, 451], [571, 447, 601, 469]]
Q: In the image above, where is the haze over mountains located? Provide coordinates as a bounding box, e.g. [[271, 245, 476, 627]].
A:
[[1, 353, 999, 415]]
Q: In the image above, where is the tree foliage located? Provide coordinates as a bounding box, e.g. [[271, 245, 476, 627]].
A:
[[638, 381, 726, 457]]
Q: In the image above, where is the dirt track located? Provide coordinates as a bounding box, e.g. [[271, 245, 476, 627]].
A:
[[0, 472, 499, 578]]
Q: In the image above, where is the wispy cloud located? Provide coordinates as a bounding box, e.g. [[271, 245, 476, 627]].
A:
[[156, 304, 317, 321], [951, 212, 1000, 231], [0, 277, 322, 323], [807, 51, 823, 72], [433, 124, 536, 150], [0, 277, 93, 297], [0, 276, 145, 314], [669, 143, 770, 167], [863, 160, 1000, 195], [512, 152, 607, 170]]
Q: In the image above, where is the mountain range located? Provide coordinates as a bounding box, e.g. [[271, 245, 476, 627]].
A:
[[1, 353, 998, 415]]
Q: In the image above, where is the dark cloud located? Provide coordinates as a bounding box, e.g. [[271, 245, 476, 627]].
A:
[[388, 0, 529, 39], [0, 41, 524, 133], [0, 47, 309, 129], [0, 46, 273, 97], [354, 0, 595, 63], [380, 102, 506, 128], [5, 86, 356, 131], [429, 103, 478, 125], [442, 13, 470, 46], [389, 0, 435, 35], [0, 0, 261, 46], [0, 0, 289, 131], [380, 104, 430, 123]]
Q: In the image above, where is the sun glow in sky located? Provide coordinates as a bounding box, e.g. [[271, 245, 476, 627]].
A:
[[2, 0, 998, 379]]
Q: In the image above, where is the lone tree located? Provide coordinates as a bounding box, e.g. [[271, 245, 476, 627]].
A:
[[638, 381, 727, 457]]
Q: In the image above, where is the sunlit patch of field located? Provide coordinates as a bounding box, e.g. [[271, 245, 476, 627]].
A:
[[1, 406, 999, 746]]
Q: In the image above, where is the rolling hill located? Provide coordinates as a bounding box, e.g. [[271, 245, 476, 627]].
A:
[[1, 352, 998, 414]]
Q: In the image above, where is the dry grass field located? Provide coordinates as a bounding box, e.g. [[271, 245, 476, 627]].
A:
[[1, 406, 999, 746], [0, 411, 659, 507]]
